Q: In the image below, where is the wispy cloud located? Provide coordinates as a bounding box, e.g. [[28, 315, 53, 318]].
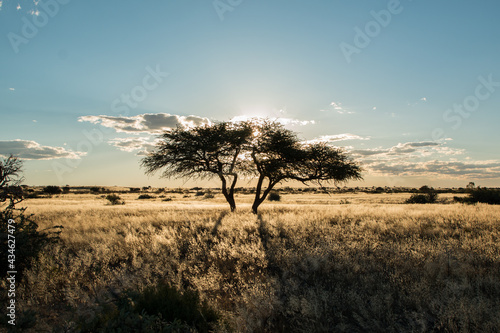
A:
[[9, 88, 15, 91], [327, 101, 355, 114], [303, 133, 369, 145], [0, 140, 85, 160], [79, 113, 212, 134], [351, 141, 463, 159], [108, 137, 159, 156]]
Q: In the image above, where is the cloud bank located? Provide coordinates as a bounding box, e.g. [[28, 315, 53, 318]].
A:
[[79, 113, 212, 134], [0, 140, 85, 160]]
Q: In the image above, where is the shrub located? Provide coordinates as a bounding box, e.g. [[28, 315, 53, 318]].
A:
[[1, 207, 62, 279], [129, 187, 141, 193], [454, 188, 500, 205], [268, 191, 281, 201], [136, 284, 219, 333], [406, 192, 438, 204], [203, 191, 215, 199], [106, 194, 124, 205], [90, 186, 102, 194], [138, 194, 156, 200], [43, 185, 62, 195], [80, 290, 194, 332]]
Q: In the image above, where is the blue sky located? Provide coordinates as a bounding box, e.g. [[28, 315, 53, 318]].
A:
[[1, 0, 499, 187]]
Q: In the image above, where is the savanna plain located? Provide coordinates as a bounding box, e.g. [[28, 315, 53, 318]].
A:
[[4, 190, 500, 332]]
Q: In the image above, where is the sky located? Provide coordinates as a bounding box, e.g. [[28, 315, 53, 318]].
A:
[[1, 0, 499, 188]]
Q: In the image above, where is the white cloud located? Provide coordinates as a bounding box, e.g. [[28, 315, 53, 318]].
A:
[[79, 113, 212, 134], [9, 88, 15, 91], [350, 141, 463, 160], [329, 101, 355, 114], [420, 97, 427, 102], [0, 140, 86, 160], [364, 160, 500, 179], [303, 133, 370, 145], [108, 137, 159, 156]]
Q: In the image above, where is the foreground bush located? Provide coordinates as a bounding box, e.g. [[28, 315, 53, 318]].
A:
[[80, 283, 218, 332], [0, 207, 62, 280]]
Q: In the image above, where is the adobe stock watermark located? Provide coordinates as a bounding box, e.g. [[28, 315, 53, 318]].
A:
[[340, 0, 407, 64], [7, 0, 71, 54], [6, 219, 17, 326], [213, 0, 243, 21], [433, 73, 499, 141], [51, 65, 169, 181]]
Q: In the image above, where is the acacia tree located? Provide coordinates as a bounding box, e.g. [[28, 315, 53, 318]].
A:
[[247, 120, 362, 213], [142, 122, 252, 211], [142, 119, 362, 214]]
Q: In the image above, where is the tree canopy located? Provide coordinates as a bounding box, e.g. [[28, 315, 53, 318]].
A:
[[142, 119, 362, 213]]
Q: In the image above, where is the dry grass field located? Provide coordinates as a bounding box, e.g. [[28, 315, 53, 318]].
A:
[[5, 192, 500, 332]]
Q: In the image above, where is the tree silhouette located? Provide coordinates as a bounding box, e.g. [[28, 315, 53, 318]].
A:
[[142, 122, 252, 211], [142, 119, 362, 214], [0, 155, 24, 208]]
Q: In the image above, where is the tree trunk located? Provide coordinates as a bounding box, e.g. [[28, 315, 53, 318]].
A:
[[251, 176, 276, 214], [219, 173, 237, 212]]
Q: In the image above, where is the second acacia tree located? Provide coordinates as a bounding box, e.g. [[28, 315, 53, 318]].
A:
[[141, 119, 362, 214]]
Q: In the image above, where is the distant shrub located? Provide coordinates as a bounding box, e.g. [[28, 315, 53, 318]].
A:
[[106, 194, 124, 205], [162, 197, 173, 202], [203, 191, 215, 199], [129, 187, 141, 193], [90, 187, 102, 194], [43, 186, 62, 195], [195, 191, 205, 197], [268, 191, 281, 201], [138, 194, 156, 200], [454, 188, 500, 205], [406, 189, 438, 204]]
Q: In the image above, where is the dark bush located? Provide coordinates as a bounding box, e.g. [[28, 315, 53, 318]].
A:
[[406, 192, 438, 204], [454, 188, 500, 205], [106, 194, 124, 205], [138, 194, 156, 200], [43, 185, 62, 195], [268, 191, 281, 201], [136, 284, 219, 333], [90, 186, 102, 193], [1, 207, 62, 279]]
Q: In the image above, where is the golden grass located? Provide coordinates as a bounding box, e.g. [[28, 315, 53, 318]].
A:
[[9, 193, 500, 332]]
